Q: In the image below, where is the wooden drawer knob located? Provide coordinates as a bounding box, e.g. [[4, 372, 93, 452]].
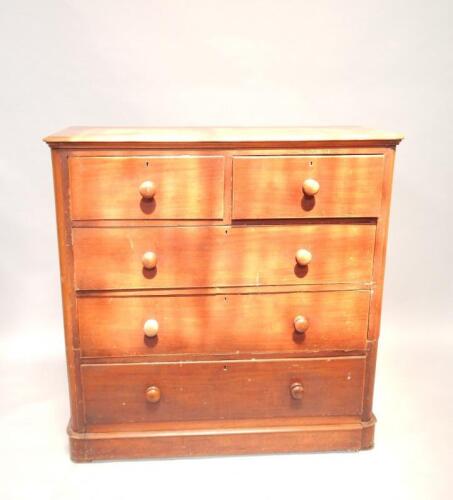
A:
[[294, 315, 309, 333], [144, 319, 159, 337], [295, 248, 312, 266], [290, 382, 304, 400], [139, 180, 156, 199], [145, 385, 161, 403], [302, 178, 320, 196], [142, 251, 157, 269]]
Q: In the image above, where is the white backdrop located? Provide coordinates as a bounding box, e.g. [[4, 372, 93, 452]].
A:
[[0, 1, 451, 499]]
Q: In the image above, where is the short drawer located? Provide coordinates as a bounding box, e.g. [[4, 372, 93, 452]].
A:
[[232, 155, 385, 219], [82, 357, 366, 425], [69, 155, 225, 220], [77, 290, 370, 358], [73, 224, 375, 290]]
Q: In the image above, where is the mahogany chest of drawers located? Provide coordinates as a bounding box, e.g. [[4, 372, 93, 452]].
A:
[[44, 127, 402, 461]]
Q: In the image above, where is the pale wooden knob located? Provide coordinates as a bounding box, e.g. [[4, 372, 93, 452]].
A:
[[302, 178, 320, 196], [144, 319, 159, 337], [139, 180, 156, 199], [294, 315, 309, 333], [142, 251, 157, 269], [145, 385, 161, 403], [290, 382, 304, 400], [295, 248, 312, 266]]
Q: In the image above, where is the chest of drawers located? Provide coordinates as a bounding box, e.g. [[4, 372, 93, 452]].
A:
[[44, 127, 402, 461]]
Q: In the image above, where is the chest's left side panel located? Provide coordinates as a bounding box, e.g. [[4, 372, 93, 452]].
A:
[[51, 148, 85, 432]]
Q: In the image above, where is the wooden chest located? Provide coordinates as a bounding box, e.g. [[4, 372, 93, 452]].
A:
[[44, 127, 402, 461]]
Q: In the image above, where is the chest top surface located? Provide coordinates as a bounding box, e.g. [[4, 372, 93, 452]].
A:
[[44, 126, 403, 147]]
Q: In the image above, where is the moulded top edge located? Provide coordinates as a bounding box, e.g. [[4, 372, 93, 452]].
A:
[[43, 126, 404, 145]]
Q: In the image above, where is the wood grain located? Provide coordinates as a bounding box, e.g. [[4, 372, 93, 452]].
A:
[[69, 155, 224, 220], [45, 127, 400, 461], [233, 155, 385, 218], [362, 148, 397, 419], [77, 290, 370, 358], [87, 415, 364, 433], [44, 126, 403, 145], [73, 224, 376, 290], [50, 149, 85, 432], [81, 357, 366, 425], [69, 417, 376, 461]]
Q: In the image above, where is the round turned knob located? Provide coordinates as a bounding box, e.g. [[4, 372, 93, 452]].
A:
[[302, 178, 320, 196], [144, 319, 159, 338], [139, 180, 156, 199], [290, 382, 304, 400], [145, 385, 161, 403], [295, 248, 312, 266], [294, 315, 309, 334], [142, 251, 157, 269]]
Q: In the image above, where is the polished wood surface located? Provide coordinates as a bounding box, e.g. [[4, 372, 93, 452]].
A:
[[145, 386, 161, 403], [46, 127, 400, 461], [143, 318, 159, 338], [302, 178, 320, 197], [77, 290, 370, 358], [139, 180, 156, 199], [51, 149, 85, 432], [233, 155, 385, 219], [44, 126, 403, 145], [69, 156, 224, 220], [69, 417, 376, 461], [294, 314, 310, 334], [73, 224, 375, 290], [81, 357, 366, 425], [85, 415, 366, 433], [295, 248, 313, 266], [290, 382, 304, 400], [141, 251, 157, 270]]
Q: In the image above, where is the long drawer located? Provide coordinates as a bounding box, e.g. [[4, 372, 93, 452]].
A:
[[77, 290, 370, 358], [69, 155, 225, 220], [233, 154, 385, 219], [81, 357, 366, 425], [73, 224, 375, 290]]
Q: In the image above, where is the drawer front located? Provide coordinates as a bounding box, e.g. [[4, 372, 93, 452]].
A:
[[73, 224, 375, 290], [78, 291, 370, 358], [69, 156, 225, 220], [233, 155, 384, 219], [82, 357, 365, 424]]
